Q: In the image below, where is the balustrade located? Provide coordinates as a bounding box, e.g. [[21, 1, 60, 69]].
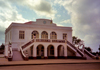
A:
[[36, 39, 50, 42], [22, 39, 34, 49], [67, 41, 84, 57], [22, 39, 66, 49], [52, 40, 65, 43]]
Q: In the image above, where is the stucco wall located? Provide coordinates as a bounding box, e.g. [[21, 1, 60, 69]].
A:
[[5, 19, 73, 57]]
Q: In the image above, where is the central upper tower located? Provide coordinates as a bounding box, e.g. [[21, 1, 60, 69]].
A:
[[36, 19, 53, 25]]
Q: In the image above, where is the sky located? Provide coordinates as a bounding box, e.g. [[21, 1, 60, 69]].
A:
[[0, 0, 100, 52]]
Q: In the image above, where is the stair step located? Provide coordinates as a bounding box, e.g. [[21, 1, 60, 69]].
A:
[[12, 51, 23, 61], [12, 48, 18, 51]]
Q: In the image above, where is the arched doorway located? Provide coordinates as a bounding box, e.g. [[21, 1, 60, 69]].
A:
[[47, 45, 54, 59], [37, 44, 44, 59], [31, 31, 39, 39], [57, 45, 64, 59]]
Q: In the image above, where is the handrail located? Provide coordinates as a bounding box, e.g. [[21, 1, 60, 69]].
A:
[[19, 39, 34, 60], [20, 46, 29, 60], [19, 39, 33, 48], [67, 41, 84, 57], [21, 39, 34, 49], [84, 49, 96, 59], [20, 47, 26, 57]]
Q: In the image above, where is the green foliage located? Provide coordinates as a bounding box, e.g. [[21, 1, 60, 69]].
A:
[[0, 43, 5, 50], [72, 36, 82, 45], [85, 47, 92, 52], [72, 36, 93, 53], [0, 43, 5, 54]]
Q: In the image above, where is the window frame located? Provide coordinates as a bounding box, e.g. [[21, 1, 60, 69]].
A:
[[19, 31, 25, 39], [63, 33, 67, 40]]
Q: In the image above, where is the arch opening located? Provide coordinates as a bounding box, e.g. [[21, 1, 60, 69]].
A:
[[41, 31, 48, 39], [57, 45, 64, 59], [37, 44, 44, 59], [47, 45, 54, 59], [50, 32, 57, 39], [31, 31, 39, 39]]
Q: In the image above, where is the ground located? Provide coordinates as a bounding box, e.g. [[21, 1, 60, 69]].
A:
[[0, 63, 100, 70], [0, 55, 100, 70]]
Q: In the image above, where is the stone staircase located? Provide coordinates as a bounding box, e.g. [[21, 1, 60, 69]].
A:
[[67, 41, 84, 57], [67, 41, 96, 60], [84, 52, 93, 60], [12, 49, 23, 61]]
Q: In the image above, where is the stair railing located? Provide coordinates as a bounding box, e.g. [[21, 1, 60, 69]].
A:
[[84, 49, 96, 59], [19, 39, 34, 60], [21, 39, 34, 49], [20, 47, 28, 60], [67, 41, 84, 57]]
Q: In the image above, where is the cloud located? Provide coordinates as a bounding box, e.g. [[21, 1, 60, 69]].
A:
[[7, 0, 56, 19], [57, 15, 61, 17], [0, 0, 28, 28], [0, 26, 5, 44], [56, 0, 100, 52], [60, 19, 71, 24], [0, 0, 29, 44]]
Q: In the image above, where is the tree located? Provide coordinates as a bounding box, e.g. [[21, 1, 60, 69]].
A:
[[72, 36, 83, 48], [85, 47, 92, 52], [72, 36, 77, 44], [0, 43, 5, 50], [0, 43, 5, 54], [98, 45, 100, 53]]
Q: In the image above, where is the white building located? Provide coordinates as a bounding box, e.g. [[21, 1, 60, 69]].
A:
[[5, 19, 88, 60]]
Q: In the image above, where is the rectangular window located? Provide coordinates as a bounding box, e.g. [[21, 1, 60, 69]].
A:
[[19, 31, 25, 39], [63, 33, 67, 39]]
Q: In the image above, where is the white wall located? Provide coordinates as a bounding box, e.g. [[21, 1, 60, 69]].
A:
[[5, 19, 72, 55]]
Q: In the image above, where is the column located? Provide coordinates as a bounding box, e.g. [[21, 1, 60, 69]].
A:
[[33, 45, 37, 59], [64, 46, 67, 59], [54, 47, 57, 59], [39, 33, 41, 39], [48, 32, 50, 39], [44, 47, 47, 59]]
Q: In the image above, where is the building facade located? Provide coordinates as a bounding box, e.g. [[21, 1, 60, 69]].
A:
[[5, 19, 82, 60]]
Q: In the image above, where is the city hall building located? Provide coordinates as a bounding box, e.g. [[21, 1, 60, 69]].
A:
[[5, 19, 84, 60]]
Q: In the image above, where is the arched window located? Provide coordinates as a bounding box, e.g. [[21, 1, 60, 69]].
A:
[[41, 31, 48, 39], [50, 32, 57, 39], [31, 31, 39, 39]]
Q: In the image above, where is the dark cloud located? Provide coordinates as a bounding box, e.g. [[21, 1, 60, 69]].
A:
[[0, 26, 5, 45], [57, 0, 100, 51], [7, 0, 56, 18], [33, 0, 53, 14]]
